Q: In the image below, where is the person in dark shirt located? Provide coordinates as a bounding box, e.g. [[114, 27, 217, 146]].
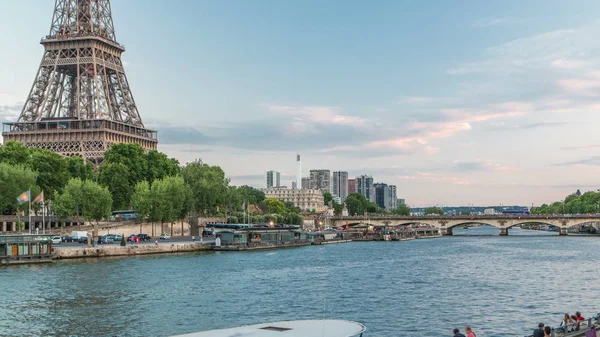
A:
[[453, 328, 466, 337], [533, 323, 545, 337]]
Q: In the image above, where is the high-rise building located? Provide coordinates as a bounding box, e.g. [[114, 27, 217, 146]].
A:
[[348, 179, 356, 194], [389, 185, 398, 209], [301, 177, 310, 189], [398, 198, 406, 206], [332, 171, 349, 202], [309, 170, 331, 194], [356, 175, 375, 202], [266, 171, 280, 188], [374, 183, 391, 210]]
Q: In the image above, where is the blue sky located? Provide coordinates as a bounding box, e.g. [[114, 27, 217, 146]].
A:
[[2, 0, 600, 206]]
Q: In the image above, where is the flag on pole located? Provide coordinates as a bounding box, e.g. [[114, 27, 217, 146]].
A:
[[17, 190, 30, 204], [241, 201, 246, 210], [33, 191, 44, 204]]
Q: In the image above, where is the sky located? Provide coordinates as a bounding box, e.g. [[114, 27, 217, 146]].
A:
[[2, 0, 600, 207]]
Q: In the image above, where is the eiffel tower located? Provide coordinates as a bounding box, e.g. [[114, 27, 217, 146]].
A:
[[1, 0, 157, 165]]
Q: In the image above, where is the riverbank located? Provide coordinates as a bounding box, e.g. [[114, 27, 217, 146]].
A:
[[53, 242, 213, 259], [46, 233, 442, 262]]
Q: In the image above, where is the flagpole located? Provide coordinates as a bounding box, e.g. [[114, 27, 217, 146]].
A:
[[28, 190, 31, 234], [42, 200, 45, 235]]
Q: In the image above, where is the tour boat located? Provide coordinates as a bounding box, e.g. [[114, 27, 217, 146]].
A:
[[169, 319, 366, 337]]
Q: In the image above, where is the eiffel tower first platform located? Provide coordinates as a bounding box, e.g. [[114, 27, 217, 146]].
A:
[[2, 0, 157, 165]]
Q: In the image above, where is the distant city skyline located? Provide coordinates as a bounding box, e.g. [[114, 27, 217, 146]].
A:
[[2, 1, 600, 206]]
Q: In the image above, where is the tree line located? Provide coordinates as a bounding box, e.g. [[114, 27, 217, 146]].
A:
[[324, 192, 411, 216], [532, 190, 600, 214], [0, 141, 303, 227]]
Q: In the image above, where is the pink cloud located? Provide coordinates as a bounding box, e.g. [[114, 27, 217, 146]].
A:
[[263, 104, 368, 126], [424, 146, 439, 154]]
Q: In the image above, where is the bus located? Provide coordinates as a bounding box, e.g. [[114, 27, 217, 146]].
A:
[[111, 210, 137, 221]]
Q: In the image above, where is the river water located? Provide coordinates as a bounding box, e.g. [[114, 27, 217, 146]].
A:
[[1, 227, 599, 337]]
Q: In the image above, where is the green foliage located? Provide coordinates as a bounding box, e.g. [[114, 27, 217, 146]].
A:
[[53, 178, 112, 224], [181, 159, 229, 216], [424, 206, 444, 215], [103, 143, 147, 185], [345, 193, 370, 215], [236, 185, 265, 205], [30, 149, 70, 199], [66, 156, 94, 181], [0, 141, 32, 167], [260, 198, 287, 214], [333, 201, 344, 215], [145, 150, 180, 182], [391, 204, 411, 216], [98, 162, 131, 210], [0, 163, 39, 215], [120, 234, 126, 246], [533, 190, 600, 214], [132, 176, 190, 224], [323, 192, 333, 206]]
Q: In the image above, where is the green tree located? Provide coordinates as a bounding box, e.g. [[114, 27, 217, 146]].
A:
[[181, 159, 229, 216], [236, 185, 266, 205], [65, 156, 94, 181], [54, 178, 112, 241], [98, 162, 131, 210], [345, 193, 369, 215], [0, 141, 32, 167], [29, 149, 70, 199], [145, 150, 180, 182], [392, 204, 411, 216], [332, 201, 344, 216], [131, 181, 152, 222], [424, 206, 444, 215], [323, 192, 333, 206], [260, 198, 287, 214], [0, 163, 39, 215], [103, 143, 147, 185]]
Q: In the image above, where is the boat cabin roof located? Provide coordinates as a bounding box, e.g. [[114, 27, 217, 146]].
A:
[[170, 319, 365, 337]]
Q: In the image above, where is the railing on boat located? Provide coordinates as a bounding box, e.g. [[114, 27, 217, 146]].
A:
[[525, 315, 599, 337]]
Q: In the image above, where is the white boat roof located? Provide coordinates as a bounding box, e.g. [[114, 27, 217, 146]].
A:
[[170, 319, 366, 337]]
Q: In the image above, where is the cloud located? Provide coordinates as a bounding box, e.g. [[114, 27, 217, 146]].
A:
[[450, 160, 513, 172], [472, 17, 526, 28], [0, 103, 21, 121], [262, 104, 370, 127], [486, 121, 568, 131], [555, 156, 600, 167], [561, 145, 600, 151]]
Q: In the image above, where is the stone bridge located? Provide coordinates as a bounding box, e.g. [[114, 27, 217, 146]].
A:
[[327, 215, 600, 236]]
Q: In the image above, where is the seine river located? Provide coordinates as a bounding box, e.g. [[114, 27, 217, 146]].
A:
[[1, 227, 599, 337]]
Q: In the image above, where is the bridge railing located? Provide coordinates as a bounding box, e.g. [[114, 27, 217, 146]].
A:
[[525, 316, 599, 337]]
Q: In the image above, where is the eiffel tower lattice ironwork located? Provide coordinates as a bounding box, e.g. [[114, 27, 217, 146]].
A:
[[1, 0, 157, 165]]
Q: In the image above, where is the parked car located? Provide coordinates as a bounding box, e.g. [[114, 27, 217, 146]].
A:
[[51, 236, 62, 244], [159, 234, 170, 240], [112, 234, 123, 242], [99, 235, 114, 244], [137, 234, 152, 242], [61, 236, 74, 242], [77, 236, 89, 244], [127, 235, 138, 242]]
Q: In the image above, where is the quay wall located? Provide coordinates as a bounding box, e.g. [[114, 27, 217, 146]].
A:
[[53, 243, 212, 259]]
